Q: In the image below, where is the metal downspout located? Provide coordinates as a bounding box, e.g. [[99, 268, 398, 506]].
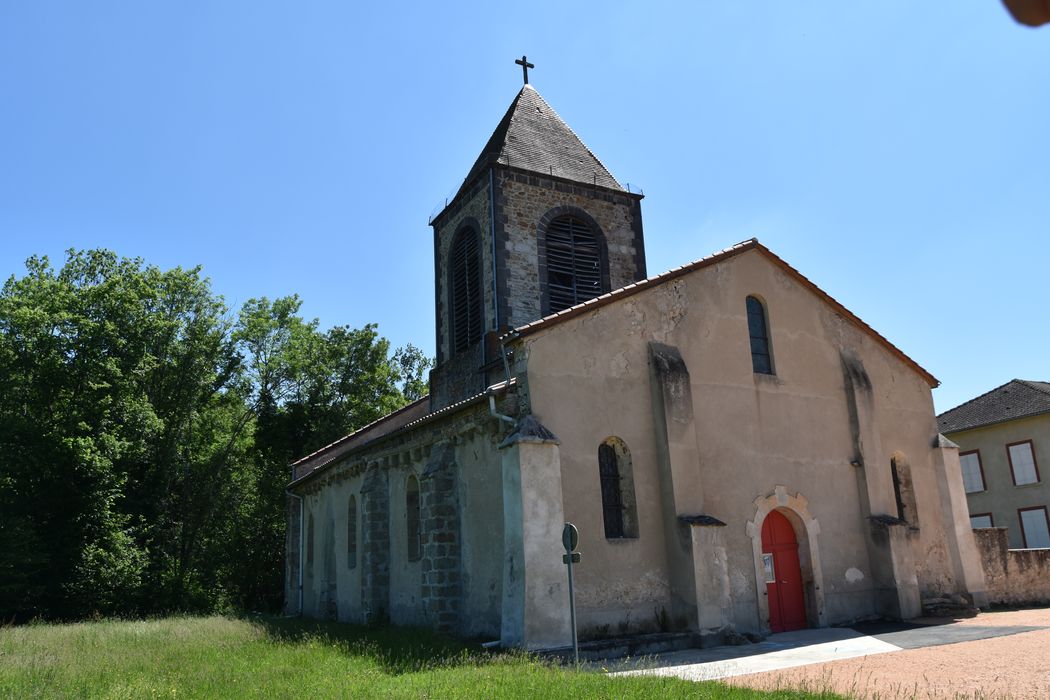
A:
[[489, 167, 499, 331]]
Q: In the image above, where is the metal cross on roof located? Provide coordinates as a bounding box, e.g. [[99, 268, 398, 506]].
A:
[[515, 55, 535, 85]]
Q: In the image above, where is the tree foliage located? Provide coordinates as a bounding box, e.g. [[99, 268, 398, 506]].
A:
[[0, 250, 432, 620]]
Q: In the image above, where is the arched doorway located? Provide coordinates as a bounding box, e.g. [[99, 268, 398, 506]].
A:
[[761, 510, 807, 632]]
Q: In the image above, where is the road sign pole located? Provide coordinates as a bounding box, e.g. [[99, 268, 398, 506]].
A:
[[562, 522, 580, 668], [567, 549, 578, 667]]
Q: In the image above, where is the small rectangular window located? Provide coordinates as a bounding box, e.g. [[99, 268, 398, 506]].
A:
[[959, 451, 985, 493], [970, 513, 993, 528], [762, 553, 775, 583], [1019, 506, 1050, 548], [1008, 441, 1040, 486]]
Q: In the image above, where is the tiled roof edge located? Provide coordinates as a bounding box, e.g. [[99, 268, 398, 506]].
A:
[[287, 380, 516, 489], [289, 396, 429, 467], [941, 407, 1050, 436], [1018, 379, 1050, 398], [524, 85, 623, 190], [506, 239, 939, 388], [936, 379, 1017, 424]]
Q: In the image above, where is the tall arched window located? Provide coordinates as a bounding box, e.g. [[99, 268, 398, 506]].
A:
[[545, 215, 606, 313], [598, 437, 639, 539], [746, 296, 774, 375], [449, 227, 483, 353], [406, 475, 421, 562], [347, 495, 358, 570]]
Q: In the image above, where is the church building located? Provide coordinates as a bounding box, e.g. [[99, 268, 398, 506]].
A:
[[285, 70, 988, 648]]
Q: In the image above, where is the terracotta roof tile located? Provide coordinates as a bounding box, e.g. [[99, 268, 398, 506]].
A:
[[505, 238, 939, 388]]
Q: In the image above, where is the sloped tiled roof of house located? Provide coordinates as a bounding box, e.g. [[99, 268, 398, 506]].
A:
[[938, 379, 1050, 434]]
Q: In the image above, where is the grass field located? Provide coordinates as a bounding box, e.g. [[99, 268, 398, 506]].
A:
[[0, 615, 843, 699]]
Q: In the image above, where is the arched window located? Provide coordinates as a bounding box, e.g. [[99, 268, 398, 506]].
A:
[[306, 513, 315, 567], [347, 495, 358, 570], [449, 227, 483, 353], [746, 296, 774, 375], [406, 475, 421, 561], [545, 215, 606, 313], [598, 437, 639, 539]]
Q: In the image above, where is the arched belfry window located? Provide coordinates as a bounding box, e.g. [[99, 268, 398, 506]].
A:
[[406, 475, 421, 562], [545, 215, 606, 313], [449, 227, 483, 353], [598, 437, 639, 539], [746, 296, 774, 375]]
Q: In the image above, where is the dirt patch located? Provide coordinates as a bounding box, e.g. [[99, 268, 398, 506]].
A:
[[725, 607, 1050, 699]]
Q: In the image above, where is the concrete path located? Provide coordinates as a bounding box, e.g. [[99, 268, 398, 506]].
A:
[[608, 621, 1045, 682]]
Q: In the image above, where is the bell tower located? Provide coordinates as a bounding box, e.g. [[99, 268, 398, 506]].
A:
[[428, 65, 647, 409]]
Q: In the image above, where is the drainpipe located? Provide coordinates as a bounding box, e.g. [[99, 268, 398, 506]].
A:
[[488, 382, 517, 426], [285, 486, 304, 616], [489, 167, 500, 331], [499, 330, 518, 386]]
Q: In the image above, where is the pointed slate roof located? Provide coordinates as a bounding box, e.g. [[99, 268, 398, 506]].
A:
[[461, 84, 623, 192], [938, 379, 1050, 434]]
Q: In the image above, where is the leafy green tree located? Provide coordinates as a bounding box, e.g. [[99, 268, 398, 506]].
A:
[[0, 251, 235, 618], [0, 252, 433, 620]]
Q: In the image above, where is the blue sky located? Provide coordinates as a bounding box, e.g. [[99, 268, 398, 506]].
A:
[[1, 2, 1047, 413]]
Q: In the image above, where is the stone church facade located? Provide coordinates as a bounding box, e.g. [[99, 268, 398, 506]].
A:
[[285, 83, 988, 648]]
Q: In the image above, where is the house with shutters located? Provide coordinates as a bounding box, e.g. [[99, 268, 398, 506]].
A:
[[938, 379, 1050, 549], [284, 78, 988, 648]]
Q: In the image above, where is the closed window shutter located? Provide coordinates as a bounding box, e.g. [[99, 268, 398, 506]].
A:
[[450, 230, 482, 352], [598, 442, 625, 538], [547, 216, 603, 313]]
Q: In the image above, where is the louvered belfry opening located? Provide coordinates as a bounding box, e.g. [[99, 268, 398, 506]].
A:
[[450, 228, 483, 353], [546, 215, 605, 314]]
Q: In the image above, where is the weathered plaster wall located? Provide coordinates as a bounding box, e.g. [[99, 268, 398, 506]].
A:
[[299, 473, 365, 622], [388, 466, 424, 626], [974, 526, 1050, 605], [290, 400, 510, 638], [455, 427, 507, 638], [518, 248, 979, 635], [947, 414, 1050, 549]]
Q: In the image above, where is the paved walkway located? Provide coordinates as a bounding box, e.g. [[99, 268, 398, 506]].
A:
[[609, 619, 1045, 683]]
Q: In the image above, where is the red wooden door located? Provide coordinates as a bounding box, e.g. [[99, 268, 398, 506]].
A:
[[762, 510, 807, 633]]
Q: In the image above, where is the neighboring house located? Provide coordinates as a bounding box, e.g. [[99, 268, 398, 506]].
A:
[[285, 79, 987, 649], [938, 379, 1050, 549]]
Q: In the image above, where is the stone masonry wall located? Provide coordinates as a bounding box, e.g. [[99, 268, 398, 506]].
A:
[[361, 461, 390, 622], [428, 341, 487, 412], [495, 168, 645, 328], [288, 392, 517, 633], [420, 442, 461, 633], [974, 527, 1050, 605], [432, 177, 495, 365]]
